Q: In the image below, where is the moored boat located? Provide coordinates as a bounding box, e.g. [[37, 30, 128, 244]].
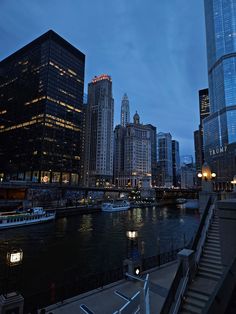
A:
[[0, 207, 55, 229], [101, 200, 130, 212]]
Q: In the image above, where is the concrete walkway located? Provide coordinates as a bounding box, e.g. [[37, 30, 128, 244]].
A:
[[43, 261, 178, 314]]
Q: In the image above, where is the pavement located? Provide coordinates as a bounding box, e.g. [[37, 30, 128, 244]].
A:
[[42, 261, 178, 314]]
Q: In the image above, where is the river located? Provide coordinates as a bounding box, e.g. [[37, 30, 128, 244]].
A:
[[0, 201, 200, 308]]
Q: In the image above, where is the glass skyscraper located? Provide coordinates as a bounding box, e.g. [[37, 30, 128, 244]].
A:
[[204, 0, 236, 185]]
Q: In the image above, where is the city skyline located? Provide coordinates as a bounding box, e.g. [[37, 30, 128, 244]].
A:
[[0, 0, 208, 156]]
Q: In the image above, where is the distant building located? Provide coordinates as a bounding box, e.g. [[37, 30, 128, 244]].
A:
[[84, 74, 114, 187], [194, 88, 210, 172], [172, 140, 180, 187], [0, 30, 85, 184], [120, 93, 130, 127], [180, 166, 196, 189], [157, 132, 173, 187], [203, 0, 236, 187], [114, 112, 152, 187], [180, 155, 193, 167]]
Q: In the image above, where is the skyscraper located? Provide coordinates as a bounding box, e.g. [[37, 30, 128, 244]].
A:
[[120, 93, 130, 127], [172, 140, 180, 187], [194, 89, 210, 172], [114, 112, 152, 187], [84, 74, 114, 186], [203, 0, 236, 186], [199, 88, 210, 125], [157, 132, 173, 187], [0, 30, 85, 184]]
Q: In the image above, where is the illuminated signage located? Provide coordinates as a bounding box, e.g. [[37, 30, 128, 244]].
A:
[[92, 74, 112, 83], [209, 145, 227, 156]]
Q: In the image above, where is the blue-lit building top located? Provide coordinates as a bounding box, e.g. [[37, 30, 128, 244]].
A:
[[203, 0, 236, 184]]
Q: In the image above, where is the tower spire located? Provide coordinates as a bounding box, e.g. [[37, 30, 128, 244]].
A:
[[120, 93, 130, 127]]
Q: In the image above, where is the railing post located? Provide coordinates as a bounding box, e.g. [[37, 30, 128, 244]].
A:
[[177, 249, 195, 280]]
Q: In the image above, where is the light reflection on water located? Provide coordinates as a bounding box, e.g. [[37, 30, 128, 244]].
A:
[[0, 202, 199, 295]]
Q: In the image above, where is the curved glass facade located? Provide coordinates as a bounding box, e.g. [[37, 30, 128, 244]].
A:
[[204, 0, 236, 182]]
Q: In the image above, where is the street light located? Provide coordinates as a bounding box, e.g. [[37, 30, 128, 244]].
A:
[[126, 230, 138, 240], [6, 249, 23, 267], [231, 175, 236, 192], [5, 248, 23, 296], [197, 163, 216, 181]]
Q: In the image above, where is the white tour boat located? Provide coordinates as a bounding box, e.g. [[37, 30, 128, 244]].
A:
[[0, 207, 56, 229], [101, 200, 130, 212]]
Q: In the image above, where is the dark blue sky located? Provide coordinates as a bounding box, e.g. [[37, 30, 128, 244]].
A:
[[0, 0, 208, 156]]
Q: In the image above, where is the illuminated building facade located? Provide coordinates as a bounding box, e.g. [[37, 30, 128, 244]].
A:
[[0, 30, 85, 184], [120, 93, 130, 127], [194, 88, 210, 172], [114, 112, 152, 188], [84, 74, 114, 187], [203, 0, 236, 186]]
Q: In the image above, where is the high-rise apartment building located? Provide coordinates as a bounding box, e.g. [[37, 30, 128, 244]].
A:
[[157, 132, 173, 187], [120, 93, 130, 127], [84, 74, 114, 186], [114, 112, 152, 187], [172, 140, 180, 187], [203, 0, 236, 186], [0, 30, 85, 184]]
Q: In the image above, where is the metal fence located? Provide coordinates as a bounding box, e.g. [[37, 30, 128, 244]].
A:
[[23, 248, 182, 313]]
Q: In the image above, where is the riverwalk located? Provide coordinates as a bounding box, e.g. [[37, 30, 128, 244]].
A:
[[43, 261, 178, 314]]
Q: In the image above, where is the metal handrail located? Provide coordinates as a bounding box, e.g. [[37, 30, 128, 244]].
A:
[[172, 268, 190, 314], [191, 196, 212, 251]]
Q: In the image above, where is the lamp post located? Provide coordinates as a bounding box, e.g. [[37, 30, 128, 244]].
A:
[[5, 248, 23, 295], [0, 248, 24, 314], [231, 175, 236, 192], [197, 162, 216, 192], [124, 230, 141, 276]]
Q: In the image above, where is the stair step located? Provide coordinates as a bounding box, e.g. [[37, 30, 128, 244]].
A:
[[206, 239, 220, 244], [182, 303, 202, 314], [198, 270, 221, 281], [204, 242, 220, 248], [185, 296, 206, 308], [204, 245, 221, 251], [198, 266, 223, 276], [208, 231, 219, 236], [186, 290, 209, 302], [189, 287, 211, 297], [203, 249, 221, 256], [200, 257, 222, 266], [200, 261, 223, 271], [207, 235, 220, 240]]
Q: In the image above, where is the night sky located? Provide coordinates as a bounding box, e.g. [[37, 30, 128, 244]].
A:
[[0, 0, 208, 156]]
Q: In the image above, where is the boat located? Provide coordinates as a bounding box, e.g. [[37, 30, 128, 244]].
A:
[[101, 200, 130, 212], [176, 198, 186, 204], [0, 207, 55, 229]]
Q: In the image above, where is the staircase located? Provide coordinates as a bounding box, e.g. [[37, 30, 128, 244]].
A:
[[179, 213, 224, 314]]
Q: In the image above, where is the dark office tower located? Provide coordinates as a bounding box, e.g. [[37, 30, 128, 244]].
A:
[[194, 129, 203, 172], [85, 74, 114, 187], [120, 93, 130, 127], [194, 88, 210, 171], [203, 0, 236, 186], [0, 30, 85, 184], [114, 125, 126, 186], [146, 124, 157, 186], [172, 140, 180, 187]]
